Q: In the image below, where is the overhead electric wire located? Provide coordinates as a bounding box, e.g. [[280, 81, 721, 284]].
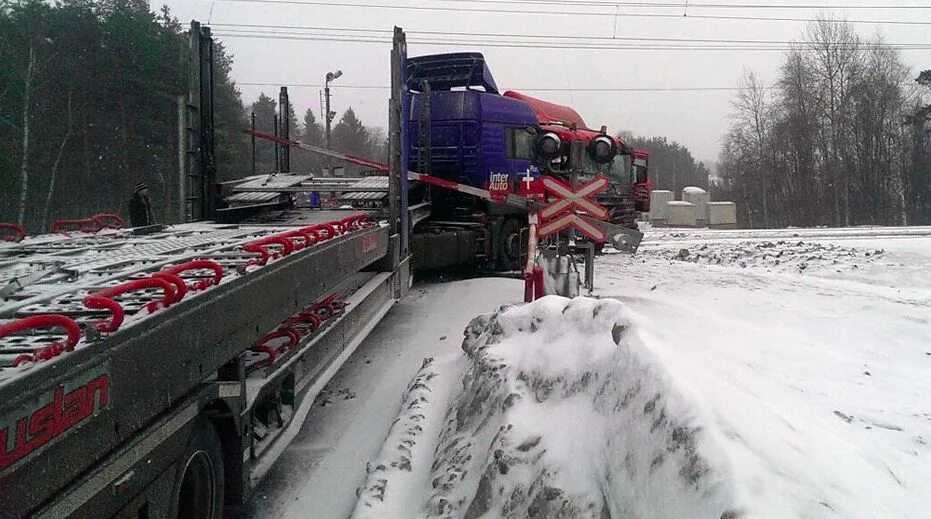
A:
[[211, 22, 931, 48], [212, 0, 931, 25], [380, 0, 931, 9], [213, 30, 931, 51], [235, 82, 776, 92]]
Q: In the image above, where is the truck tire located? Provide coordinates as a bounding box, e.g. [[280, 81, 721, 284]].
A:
[[496, 218, 522, 271], [172, 416, 225, 519]]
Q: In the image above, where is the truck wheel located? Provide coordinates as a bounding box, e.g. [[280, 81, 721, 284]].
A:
[[496, 218, 522, 271], [173, 416, 225, 519]]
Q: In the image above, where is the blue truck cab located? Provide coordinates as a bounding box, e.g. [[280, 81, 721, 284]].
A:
[[407, 53, 540, 217]]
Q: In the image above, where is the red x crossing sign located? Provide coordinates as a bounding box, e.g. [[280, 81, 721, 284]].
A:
[[537, 213, 606, 242], [540, 175, 610, 220]]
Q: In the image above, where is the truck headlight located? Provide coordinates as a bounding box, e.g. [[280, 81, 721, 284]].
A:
[[536, 132, 561, 159], [589, 135, 616, 164]]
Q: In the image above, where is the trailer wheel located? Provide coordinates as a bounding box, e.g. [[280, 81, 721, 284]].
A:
[[496, 218, 522, 271], [173, 416, 224, 519]]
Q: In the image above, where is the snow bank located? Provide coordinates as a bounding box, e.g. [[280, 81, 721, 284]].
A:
[[354, 297, 740, 518], [353, 355, 467, 518], [648, 239, 885, 275]]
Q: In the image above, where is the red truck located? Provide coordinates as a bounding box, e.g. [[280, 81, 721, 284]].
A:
[[503, 91, 652, 233]]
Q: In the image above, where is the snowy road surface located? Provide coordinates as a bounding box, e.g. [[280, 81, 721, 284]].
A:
[[245, 278, 524, 518], [248, 226, 931, 518]]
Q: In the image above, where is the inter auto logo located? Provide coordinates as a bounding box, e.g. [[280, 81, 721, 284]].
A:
[[488, 172, 509, 193]]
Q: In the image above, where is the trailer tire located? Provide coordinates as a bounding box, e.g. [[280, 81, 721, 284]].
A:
[[496, 218, 522, 271], [172, 416, 225, 519]]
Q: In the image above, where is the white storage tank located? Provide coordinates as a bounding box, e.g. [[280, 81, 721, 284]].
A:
[[708, 201, 738, 229], [666, 201, 697, 227], [649, 190, 674, 226], [682, 187, 710, 226]]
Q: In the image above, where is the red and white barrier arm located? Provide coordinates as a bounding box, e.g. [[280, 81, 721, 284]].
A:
[[242, 129, 531, 212]]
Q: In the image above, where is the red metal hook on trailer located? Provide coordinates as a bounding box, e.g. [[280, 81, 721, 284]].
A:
[[283, 311, 322, 333], [254, 345, 278, 365], [162, 260, 224, 290], [309, 293, 344, 321], [242, 216, 369, 269], [300, 226, 325, 244], [253, 328, 301, 365], [152, 272, 188, 302], [259, 329, 301, 350], [83, 277, 177, 333], [92, 213, 125, 230], [339, 214, 370, 232], [0, 223, 27, 243], [282, 228, 314, 251], [0, 315, 82, 367], [244, 235, 297, 267], [308, 223, 338, 242], [51, 218, 101, 236]]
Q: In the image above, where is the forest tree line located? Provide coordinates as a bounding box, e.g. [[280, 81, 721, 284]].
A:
[[616, 132, 711, 194], [4, 4, 927, 232], [248, 93, 388, 176], [0, 0, 387, 231], [714, 18, 931, 228]]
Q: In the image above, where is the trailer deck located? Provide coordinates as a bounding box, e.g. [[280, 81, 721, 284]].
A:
[[0, 211, 408, 515]]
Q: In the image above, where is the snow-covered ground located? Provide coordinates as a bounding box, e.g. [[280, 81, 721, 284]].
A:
[[244, 278, 525, 518], [250, 226, 931, 518], [594, 227, 931, 517]]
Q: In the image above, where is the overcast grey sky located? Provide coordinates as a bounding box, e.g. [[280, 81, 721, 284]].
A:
[[159, 0, 931, 164]]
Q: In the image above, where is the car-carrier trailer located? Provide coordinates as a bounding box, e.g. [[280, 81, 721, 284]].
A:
[[0, 24, 412, 519]]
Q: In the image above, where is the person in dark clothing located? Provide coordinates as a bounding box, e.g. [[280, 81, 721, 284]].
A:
[[128, 182, 156, 227]]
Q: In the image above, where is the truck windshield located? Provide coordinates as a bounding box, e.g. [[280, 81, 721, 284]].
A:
[[506, 127, 536, 160], [580, 153, 632, 184]]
